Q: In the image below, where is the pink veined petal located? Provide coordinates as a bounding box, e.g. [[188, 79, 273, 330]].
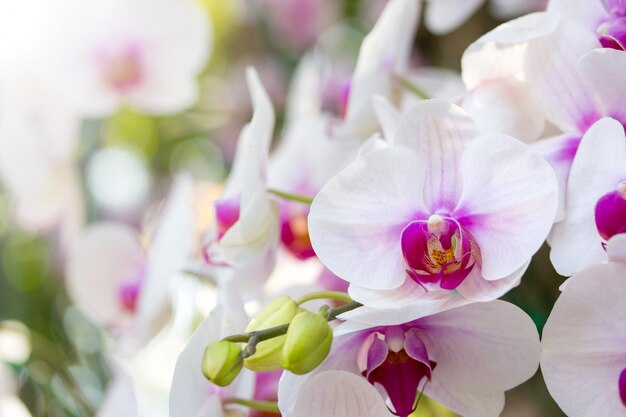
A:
[[455, 134, 558, 280], [541, 261, 626, 417], [65, 222, 144, 326], [578, 48, 626, 124], [292, 371, 393, 417], [524, 20, 602, 133], [418, 300, 541, 394], [394, 99, 479, 213], [308, 147, 427, 290], [550, 117, 626, 276], [424, 378, 505, 417], [424, 0, 484, 35]]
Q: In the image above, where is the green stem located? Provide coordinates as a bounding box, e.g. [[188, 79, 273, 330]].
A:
[[225, 398, 281, 413], [267, 188, 314, 205], [223, 301, 363, 345], [296, 291, 353, 305], [394, 75, 430, 100]]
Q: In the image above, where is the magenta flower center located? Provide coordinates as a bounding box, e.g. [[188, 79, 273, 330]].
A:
[[214, 197, 241, 239], [594, 182, 626, 242], [281, 210, 315, 260], [598, 1, 626, 50], [401, 214, 477, 290], [619, 367, 626, 407], [358, 327, 436, 417], [118, 264, 145, 313]]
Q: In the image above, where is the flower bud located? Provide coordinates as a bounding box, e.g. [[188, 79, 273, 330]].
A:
[[244, 296, 300, 372], [280, 311, 333, 375], [201, 340, 243, 386]]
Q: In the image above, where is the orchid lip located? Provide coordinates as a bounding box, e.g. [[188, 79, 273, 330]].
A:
[[594, 183, 626, 242], [401, 216, 477, 291], [358, 327, 436, 417]]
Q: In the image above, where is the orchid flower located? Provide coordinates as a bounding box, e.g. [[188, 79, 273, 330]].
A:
[[38, 0, 211, 117], [541, 235, 626, 416], [278, 301, 540, 417], [462, 12, 626, 221], [66, 175, 196, 349], [550, 117, 626, 275], [308, 99, 558, 320], [204, 68, 280, 298]]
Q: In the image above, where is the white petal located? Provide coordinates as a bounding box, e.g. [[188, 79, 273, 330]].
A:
[[547, 0, 608, 32], [292, 371, 392, 417], [97, 372, 139, 417], [524, 20, 602, 133], [607, 234, 626, 264], [424, 378, 505, 417], [541, 261, 626, 417], [372, 96, 401, 142], [456, 134, 558, 280], [550, 118, 626, 275], [461, 12, 560, 89], [394, 99, 479, 212], [425, 0, 484, 35], [462, 78, 545, 143], [578, 48, 626, 124], [309, 147, 426, 290], [65, 222, 144, 325], [421, 300, 540, 393]]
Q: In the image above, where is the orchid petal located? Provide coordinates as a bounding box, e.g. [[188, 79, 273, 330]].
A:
[[541, 261, 626, 417], [424, 378, 505, 417], [292, 371, 392, 417], [309, 147, 427, 290], [420, 300, 540, 393], [578, 48, 626, 124], [424, 0, 484, 35], [550, 117, 626, 275], [456, 134, 558, 280], [394, 99, 479, 213]]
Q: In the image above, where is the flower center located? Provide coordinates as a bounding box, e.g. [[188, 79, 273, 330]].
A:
[[281, 211, 315, 260], [100, 44, 144, 92], [619, 367, 626, 407], [118, 264, 145, 313], [594, 182, 626, 242], [357, 328, 436, 417], [401, 215, 477, 290], [214, 197, 241, 239]]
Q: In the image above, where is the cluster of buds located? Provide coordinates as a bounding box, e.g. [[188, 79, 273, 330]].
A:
[[201, 295, 342, 387]]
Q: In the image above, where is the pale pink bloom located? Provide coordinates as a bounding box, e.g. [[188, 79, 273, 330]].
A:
[[541, 235, 626, 416], [279, 301, 540, 417], [550, 117, 626, 275], [39, 0, 211, 117], [66, 175, 196, 349], [309, 99, 558, 318]]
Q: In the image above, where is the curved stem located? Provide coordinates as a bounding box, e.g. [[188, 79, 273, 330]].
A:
[[296, 291, 353, 305], [222, 301, 363, 345], [394, 75, 430, 100], [267, 188, 314, 204], [225, 398, 281, 413]]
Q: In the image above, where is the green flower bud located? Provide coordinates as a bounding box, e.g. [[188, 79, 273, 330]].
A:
[[280, 311, 333, 375], [201, 340, 243, 386], [244, 296, 300, 372]]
